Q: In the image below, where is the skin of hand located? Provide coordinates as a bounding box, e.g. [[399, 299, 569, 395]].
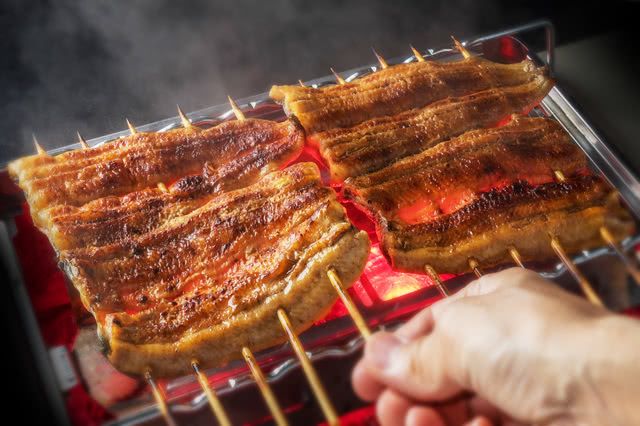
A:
[[352, 267, 640, 426]]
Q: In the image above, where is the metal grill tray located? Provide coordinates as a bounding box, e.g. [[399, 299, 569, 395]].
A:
[[3, 20, 640, 425]]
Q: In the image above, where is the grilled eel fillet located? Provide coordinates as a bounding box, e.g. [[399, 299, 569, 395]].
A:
[[343, 117, 587, 224], [8, 118, 304, 215], [270, 56, 547, 133], [381, 175, 633, 274], [38, 121, 304, 250], [311, 76, 552, 181], [61, 163, 370, 377]]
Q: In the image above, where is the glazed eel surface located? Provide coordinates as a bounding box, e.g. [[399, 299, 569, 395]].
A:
[[39, 119, 304, 249], [311, 77, 552, 181], [343, 117, 586, 224], [61, 163, 370, 376], [381, 175, 633, 274], [9, 118, 304, 214], [270, 56, 547, 133]]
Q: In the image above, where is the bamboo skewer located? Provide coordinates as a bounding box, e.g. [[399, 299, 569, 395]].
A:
[[550, 236, 604, 306], [327, 268, 372, 339], [76, 131, 89, 149], [330, 68, 346, 85], [424, 265, 451, 297], [192, 362, 232, 426], [277, 308, 339, 426], [269, 83, 372, 420], [600, 227, 640, 285], [126, 118, 138, 135], [550, 171, 601, 303], [372, 48, 389, 69], [33, 135, 47, 156], [558, 171, 640, 286], [228, 96, 246, 121], [176, 105, 193, 129], [467, 258, 483, 278], [451, 36, 472, 59], [508, 246, 525, 268], [242, 348, 289, 426], [145, 370, 177, 426], [410, 45, 426, 62]]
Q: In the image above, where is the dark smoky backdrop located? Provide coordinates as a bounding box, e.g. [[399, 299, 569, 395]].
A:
[[0, 0, 637, 162]]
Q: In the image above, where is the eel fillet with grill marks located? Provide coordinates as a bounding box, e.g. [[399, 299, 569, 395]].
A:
[[60, 163, 370, 377], [270, 56, 547, 133], [343, 116, 587, 224], [8, 118, 304, 215], [38, 120, 304, 250], [311, 76, 552, 181], [381, 175, 633, 274]]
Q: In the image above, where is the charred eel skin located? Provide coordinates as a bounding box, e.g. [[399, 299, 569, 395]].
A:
[[381, 175, 633, 274], [270, 56, 547, 134], [9, 118, 304, 214], [310, 77, 553, 181], [61, 163, 370, 377], [343, 116, 587, 224], [38, 119, 304, 250]]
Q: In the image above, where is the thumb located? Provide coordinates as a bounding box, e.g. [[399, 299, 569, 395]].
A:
[[363, 330, 467, 401]]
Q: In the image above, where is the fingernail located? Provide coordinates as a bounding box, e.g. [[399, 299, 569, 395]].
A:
[[365, 332, 401, 369]]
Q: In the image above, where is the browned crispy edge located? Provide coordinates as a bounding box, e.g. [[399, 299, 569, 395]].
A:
[[102, 227, 370, 377], [385, 192, 634, 274]]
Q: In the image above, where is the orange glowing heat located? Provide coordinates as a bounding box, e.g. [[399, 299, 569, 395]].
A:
[[383, 279, 424, 300], [397, 197, 440, 224], [395, 172, 558, 225]]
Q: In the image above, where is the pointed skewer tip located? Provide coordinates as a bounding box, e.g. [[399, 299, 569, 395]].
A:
[[371, 48, 389, 69], [126, 118, 138, 135], [227, 96, 246, 121], [451, 36, 471, 59], [76, 131, 89, 149], [468, 257, 483, 278], [330, 67, 346, 85], [410, 44, 425, 62], [176, 105, 192, 129], [32, 134, 46, 155]]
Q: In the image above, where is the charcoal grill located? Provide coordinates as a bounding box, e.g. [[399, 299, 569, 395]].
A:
[[1, 20, 639, 426]]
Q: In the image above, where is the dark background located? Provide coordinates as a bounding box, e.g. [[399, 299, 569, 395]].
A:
[[1, 1, 639, 424]]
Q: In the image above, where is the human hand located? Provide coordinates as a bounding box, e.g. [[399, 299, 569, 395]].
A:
[[352, 267, 640, 425]]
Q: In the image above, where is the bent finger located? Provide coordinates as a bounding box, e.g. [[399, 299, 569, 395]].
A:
[[405, 406, 446, 426], [363, 331, 465, 401], [376, 389, 412, 426], [352, 359, 385, 401]]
